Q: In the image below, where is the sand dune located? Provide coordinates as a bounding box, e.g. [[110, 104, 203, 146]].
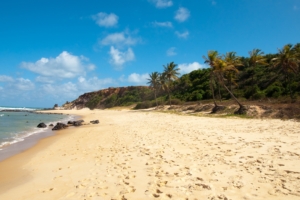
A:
[[0, 109, 300, 200]]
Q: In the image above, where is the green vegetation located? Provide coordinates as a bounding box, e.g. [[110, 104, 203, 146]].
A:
[[73, 43, 299, 112], [141, 43, 300, 111]]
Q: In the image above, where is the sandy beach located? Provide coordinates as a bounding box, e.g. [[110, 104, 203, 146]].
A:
[[0, 109, 300, 200]]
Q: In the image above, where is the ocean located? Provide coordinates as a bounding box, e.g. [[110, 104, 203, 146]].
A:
[[0, 106, 75, 161]]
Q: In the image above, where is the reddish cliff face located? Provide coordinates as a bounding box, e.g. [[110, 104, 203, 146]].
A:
[[63, 86, 151, 110]]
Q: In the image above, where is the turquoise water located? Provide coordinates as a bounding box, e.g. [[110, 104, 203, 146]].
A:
[[0, 107, 73, 150]]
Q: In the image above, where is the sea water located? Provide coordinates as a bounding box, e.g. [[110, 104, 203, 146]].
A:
[[0, 106, 75, 160]]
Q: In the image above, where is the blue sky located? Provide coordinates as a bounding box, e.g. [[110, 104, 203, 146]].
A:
[[0, 0, 299, 107]]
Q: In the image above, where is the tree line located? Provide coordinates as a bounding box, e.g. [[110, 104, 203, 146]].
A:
[[147, 43, 300, 113]]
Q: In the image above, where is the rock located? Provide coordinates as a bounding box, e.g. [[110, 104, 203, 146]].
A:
[[37, 122, 47, 128], [67, 120, 84, 126], [52, 122, 68, 131], [49, 124, 54, 126], [73, 121, 83, 126], [90, 120, 99, 124]]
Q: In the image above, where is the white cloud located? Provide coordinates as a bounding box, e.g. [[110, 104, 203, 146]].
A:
[[36, 76, 54, 84], [41, 82, 78, 99], [21, 51, 95, 79], [175, 31, 189, 39], [166, 47, 177, 56], [178, 62, 205, 74], [77, 76, 114, 92], [175, 7, 190, 22], [149, 0, 173, 8], [92, 12, 119, 27], [101, 31, 141, 48], [14, 78, 35, 91], [127, 73, 149, 85], [211, 0, 217, 5], [0, 75, 14, 82], [293, 5, 299, 10], [109, 46, 135, 68], [152, 21, 173, 28]]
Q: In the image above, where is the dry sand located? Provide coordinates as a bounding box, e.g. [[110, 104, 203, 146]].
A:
[[0, 109, 300, 200]]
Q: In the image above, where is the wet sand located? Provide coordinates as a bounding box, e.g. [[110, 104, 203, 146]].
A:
[[0, 109, 300, 200]]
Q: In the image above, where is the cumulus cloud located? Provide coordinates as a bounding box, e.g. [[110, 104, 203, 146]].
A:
[[175, 7, 190, 22], [0, 75, 14, 82], [77, 76, 114, 92], [109, 46, 135, 68], [21, 51, 95, 79], [166, 47, 177, 56], [127, 73, 149, 85], [101, 31, 141, 48], [35, 76, 55, 84], [92, 12, 119, 27], [149, 0, 173, 8], [0, 76, 34, 91], [14, 78, 35, 91], [152, 21, 173, 28], [178, 62, 205, 74], [41, 82, 78, 99], [175, 31, 189, 39]]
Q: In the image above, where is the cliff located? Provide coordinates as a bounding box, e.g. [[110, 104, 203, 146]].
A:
[[63, 86, 152, 110]]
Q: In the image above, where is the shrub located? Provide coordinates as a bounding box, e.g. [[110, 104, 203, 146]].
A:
[[252, 91, 266, 100], [86, 95, 102, 109], [134, 101, 152, 109], [265, 84, 282, 98], [170, 98, 183, 105]]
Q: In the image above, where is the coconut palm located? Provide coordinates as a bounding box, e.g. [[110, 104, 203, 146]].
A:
[[271, 44, 300, 96], [162, 62, 180, 106], [223, 52, 243, 91], [147, 72, 160, 107], [203, 50, 220, 107], [248, 49, 268, 85], [213, 58, 245, 112]]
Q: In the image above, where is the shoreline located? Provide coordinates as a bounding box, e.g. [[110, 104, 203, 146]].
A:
[[0, 111, 79, 162], [0, 109, 300, 199]]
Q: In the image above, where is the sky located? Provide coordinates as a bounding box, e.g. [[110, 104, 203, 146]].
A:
[[0, 0, 299, 107]]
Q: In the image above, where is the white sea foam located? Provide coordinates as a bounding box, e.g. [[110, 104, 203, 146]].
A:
[[0, 114, 76, 149], [0, 106, 38, 111]]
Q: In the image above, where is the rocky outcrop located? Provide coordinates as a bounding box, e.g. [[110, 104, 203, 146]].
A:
[[62, 86, 151, 110], [37, 122, 47, 128], [67, 120, 84, 126], [90, 120, 99, 124], [52, 122, 68, 131]]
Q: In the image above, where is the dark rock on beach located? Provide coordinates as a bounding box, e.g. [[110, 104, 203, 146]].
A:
[[49, 124, 54, 126], [67, 120, 84, 126], [37, 122, 47, 128], [52, 122, 68, 131], [90, 120, 99, 124], [73, 121, 83, 126]]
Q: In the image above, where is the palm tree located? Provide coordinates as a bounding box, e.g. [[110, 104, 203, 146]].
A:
[[147, 72, 160, 107], [163, 62, 180, 106], [271, 44, 300, 96], [223, 52, 243, 91], [203, 51, 220, 107], [248, 49, 268, 87], [213, 58, 245, 113]]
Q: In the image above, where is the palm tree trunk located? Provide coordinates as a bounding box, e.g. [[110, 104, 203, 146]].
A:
[[220, 77, 243, 108], [218, 83, 222, 102], [210, 76, 218, 107], [154, 89, 158, 107], [168, 89, 171, 106]]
